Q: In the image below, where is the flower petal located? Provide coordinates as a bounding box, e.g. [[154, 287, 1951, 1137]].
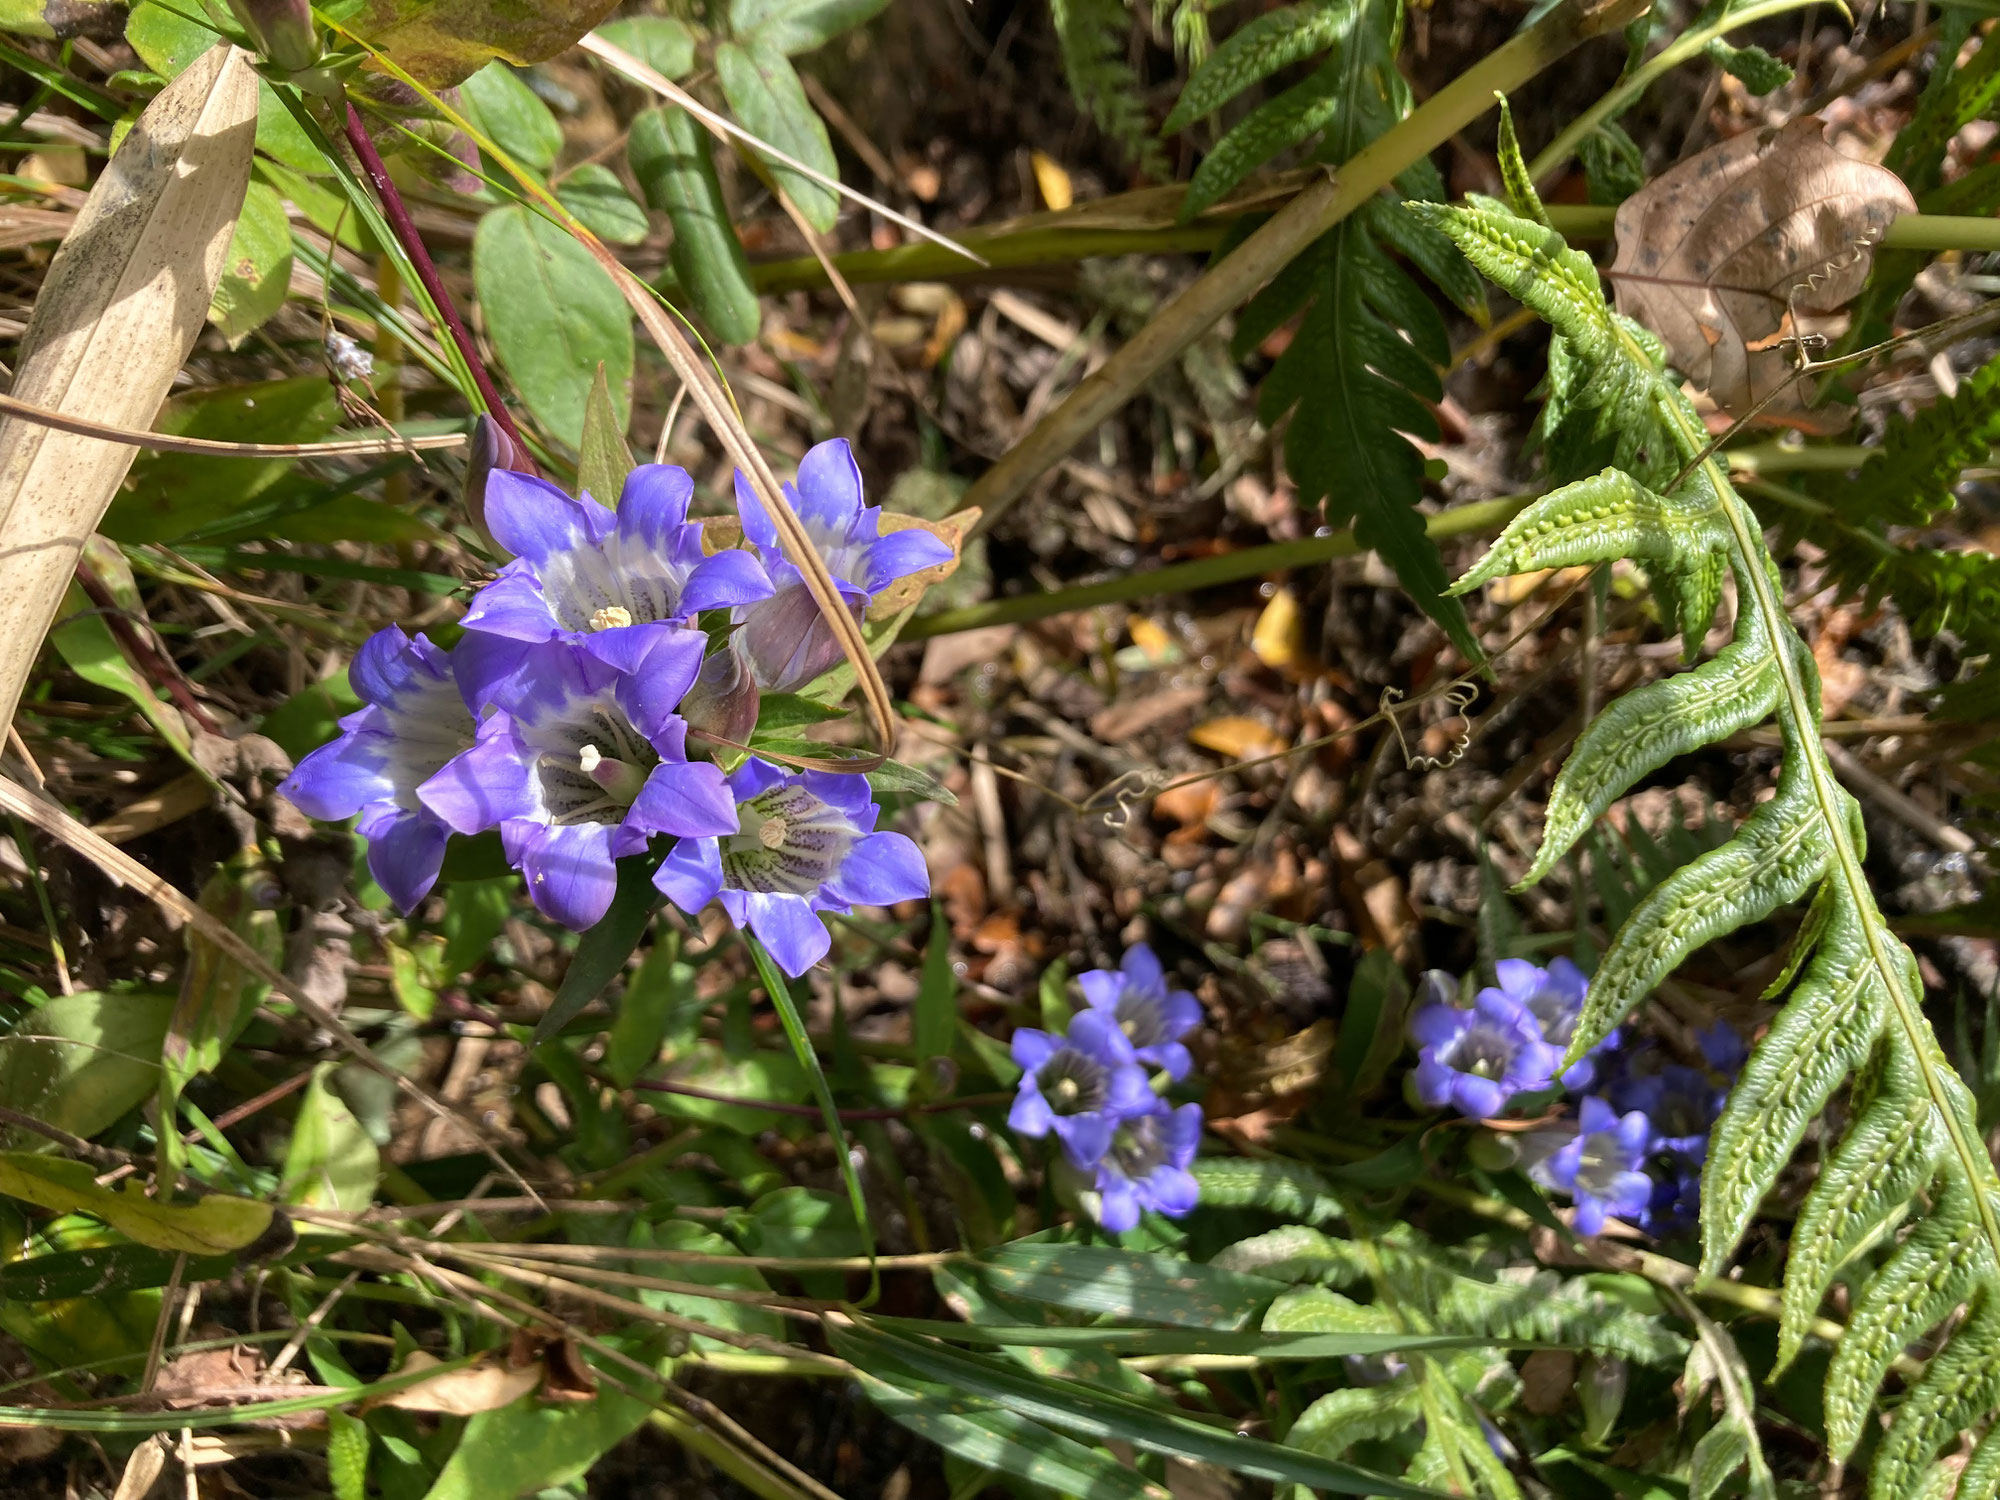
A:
[[1076, 970, 1122, 1012], [1066, 1009, 1137, 1065], [826, 831, 928, 906], [1008, 1087, 1054, 1138], [860, 528, 953, 596], [458, 565, 559, 644], [1144, 1166, 1200, 1218], [616, 463, 695, 548], [518, 821, 620, 930], [416, 735, 538, 834], [679, 548, 774, 614], [794, 438, 864, 533], [280, 737, 390, 822], [654, 835, 724, 914], [745, 892, 831, 976], [486, 470, 593, 563], [364, 809, 450, 914], [629, 759, 739, 838], [1054, 1112, 1113, 1168], [1095, 1177, 1141, 1232], [733, 469, 781, 551], [1010, 1029, 1056, 1071]]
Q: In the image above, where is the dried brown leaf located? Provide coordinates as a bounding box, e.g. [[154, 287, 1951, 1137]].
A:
[[0, 47, 257, 731], [371, 1350, 543, 1415], [1608, 118, 1914, 413]]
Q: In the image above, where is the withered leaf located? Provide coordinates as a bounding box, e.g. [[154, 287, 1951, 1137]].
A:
[[1607, 118, 1914, 413], [371, 1350, 544, 1415]]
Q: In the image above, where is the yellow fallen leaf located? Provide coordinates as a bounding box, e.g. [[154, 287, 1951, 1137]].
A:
[[1126, 616, 1176, 664], [1251, 586, 1306, 672], [1190, 716, 1287, 760], [1030, 150, 1073, 211]]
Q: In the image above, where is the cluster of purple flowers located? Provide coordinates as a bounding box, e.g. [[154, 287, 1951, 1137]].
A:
[[1008, 945, 1205, 1233], [1410, 959, 1743, 1237], [279, 440, 946, 976]]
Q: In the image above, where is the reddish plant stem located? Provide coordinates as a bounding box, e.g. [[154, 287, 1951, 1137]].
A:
[[341, 103, 537, 474], [72, 565, 221, 734]]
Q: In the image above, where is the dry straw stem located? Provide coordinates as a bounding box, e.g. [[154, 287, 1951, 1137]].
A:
[[0, 45, 257, 732], [959, 0, 1650, 537], [0, 772, 536, 1201], [0, 390, 467, 458]]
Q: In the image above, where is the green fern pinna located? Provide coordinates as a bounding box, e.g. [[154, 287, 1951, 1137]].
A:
[[1422, 105, 2000, 1500]]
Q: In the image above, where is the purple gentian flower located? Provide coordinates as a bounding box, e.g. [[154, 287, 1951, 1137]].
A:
[[278, 627, 474, 914], [1008, 1010, 1154, 1167], [416, 631, 736, 930], [1077, 943, 1201, 1079], [463, 465, 773, 663], [1411, 989, 1562, 1120], [1090, 1101, 1202, 1232], [1697, 1020, 1749, 1075], [1490, 956, 1611, 1090], [1638, 1153, 1703, 1237], [730, 439, 953, 691], [1616, 1063, 1722, 1160], [1532, 1096, 1654, 1236], [651, 757, 929, 977]]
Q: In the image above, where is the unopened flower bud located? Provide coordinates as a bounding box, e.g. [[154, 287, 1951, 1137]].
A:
[[678, 644, 761, 759], [463, 414, 535, 549], [226, 0, 317, 72], [1467, 1129, 1521, 1173], [1579, 1353, 1627, 1447]]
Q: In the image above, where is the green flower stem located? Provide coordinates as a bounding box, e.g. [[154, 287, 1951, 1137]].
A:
[[902, 492, 1531, 641], [956, 0, 1648, 538], [1526, 0, 1826, 182], [741, 209, 2000, 297]]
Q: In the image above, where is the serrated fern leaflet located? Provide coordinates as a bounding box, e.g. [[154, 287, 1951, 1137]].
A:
[[1416, 117, 2000, 1500], [1188, 0, 1482, 661]]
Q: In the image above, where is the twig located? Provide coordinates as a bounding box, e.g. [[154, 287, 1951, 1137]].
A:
[[71, 564, 221, 735], [0, 390, 465, 457], [341, 103, 534, 470]]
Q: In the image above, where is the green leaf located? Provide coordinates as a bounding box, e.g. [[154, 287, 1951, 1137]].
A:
[[0, 1243, 235, 1302], [729, 0, 891, 54], [628, 106, 762, 346], [866, 756, 959, 805], [830, 1323, 1449, 1497], [606, 941, 699, 1088], [556, 161, 650, 245], [208, 180, 293, 347], [345, 0, 628, 89], [1180, 60, 1344, 218], [629, 1219, 785, 1346], [439, 877, 513, 979], [0, 1154, 274, 1254], [280, 1065, 380, 1212], [261, 669, 361, 762], [971, 1244, 1285, 1330], [913, 902, 956, 1063], [713, 39, 840, 232], [106, 377, 343, 545], [576, 361, 633, 504], [746, 936, 875, 1259], [328, 1410, 370, 1500], [594, 15, 695, 77], [854, 1366, 1170, 1500], [1288, 1381, 1423, 1457], [472, 203, 634, 448], [536, 858, 660, 1045], [418, 1345, 655, 1500], [0, 990, 173, 1145], [1705, 38, 1790, 92], [646, 1044, 809, 1134], [459, 59, 564, 173]]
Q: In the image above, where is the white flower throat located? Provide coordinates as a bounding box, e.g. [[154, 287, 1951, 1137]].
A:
[[536, 703, 656, 825], [719, 784, 854, 894]]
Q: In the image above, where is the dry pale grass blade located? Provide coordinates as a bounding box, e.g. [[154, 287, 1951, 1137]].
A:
[[1608, 117, 1916, 413], [0, 390, 468, 457], [572, 227, 901, 749], [0, 46, 257, 732], [0, 773, 538, 1202], [581, 32, 985, 270]]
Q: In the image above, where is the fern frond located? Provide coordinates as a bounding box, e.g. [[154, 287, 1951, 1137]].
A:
[[1051, 0, 1170, 176], [1226, 0, 1479, 660], [1161, 0, 1355, 132], [1416, 137, 2000, 1496], [1181, 59, 1344, 216], [1287, 1381, 1426, 1456]]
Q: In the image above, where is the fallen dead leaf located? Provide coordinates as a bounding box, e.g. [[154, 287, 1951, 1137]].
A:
[[1251, 586, 1308, 674], [1030, 150, 1074, 211], [1521, 1349, 1577, 1416], [1190, 716, 1288, 760], [1152, 779, 1219, 842], [868, 508, 976, 620], [1608, 117, 1914, 414], [372, 1350, 543, 1415]]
